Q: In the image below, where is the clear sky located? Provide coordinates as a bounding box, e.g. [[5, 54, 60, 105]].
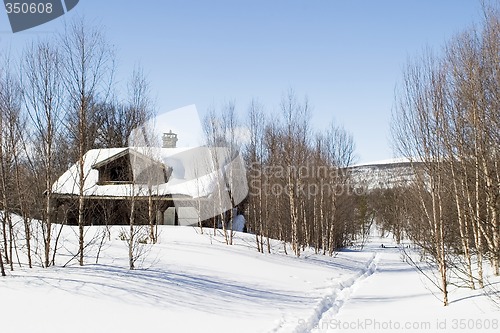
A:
[[0, 0, 488, 163]]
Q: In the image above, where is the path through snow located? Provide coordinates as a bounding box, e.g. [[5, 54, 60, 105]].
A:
[[306, 233, 499, 333], [0, 223, 498, 333]]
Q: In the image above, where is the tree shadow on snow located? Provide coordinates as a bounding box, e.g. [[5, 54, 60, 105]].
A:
[[22, 265, 312, 315]]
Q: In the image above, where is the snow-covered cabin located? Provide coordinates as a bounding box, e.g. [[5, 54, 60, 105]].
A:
[[50, 145, 248, 227]]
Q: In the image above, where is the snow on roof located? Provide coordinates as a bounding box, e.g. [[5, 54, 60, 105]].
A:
[[52, 146, 234, 199]]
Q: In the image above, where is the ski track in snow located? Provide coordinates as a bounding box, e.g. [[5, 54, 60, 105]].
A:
[[311, 253, 379, 332], [272, 251, 379, 333]]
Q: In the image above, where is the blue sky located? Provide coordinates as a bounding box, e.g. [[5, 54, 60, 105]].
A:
[[0, 1, 487, 163]]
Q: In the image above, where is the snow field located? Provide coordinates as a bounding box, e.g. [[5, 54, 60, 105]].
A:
[[0, 220, 498, 333]]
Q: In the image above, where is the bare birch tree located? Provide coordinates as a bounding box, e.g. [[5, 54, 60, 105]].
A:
[[0, 63, 23, 271], [127, 67, 157, 243], [393, 50, 450, 306], [281, 89, 310, 256], [245, 99, 265, 251], [21, 39, 66, 268], [60, 17, 114, 266]]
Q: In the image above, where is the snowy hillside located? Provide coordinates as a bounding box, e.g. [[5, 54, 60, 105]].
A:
[[1, 218, 498, 333], [349, 159, 418, 190]]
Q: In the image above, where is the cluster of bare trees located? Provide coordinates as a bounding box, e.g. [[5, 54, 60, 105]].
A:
[[242, 91, 363, 256], [0, 18, 153, 273], [200, 90, 365, 256], [391, 7, 500, 306]]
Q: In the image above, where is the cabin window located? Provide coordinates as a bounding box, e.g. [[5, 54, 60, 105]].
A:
[[109, 165, 130, 182], [97, 161, 133, 184], [94, 150, 168, 185]]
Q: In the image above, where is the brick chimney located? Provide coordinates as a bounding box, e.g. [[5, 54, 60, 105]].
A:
[[162, 130, 178, 148]]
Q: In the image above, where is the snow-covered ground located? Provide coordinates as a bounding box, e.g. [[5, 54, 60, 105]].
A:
[[0, 221, 498, 333]]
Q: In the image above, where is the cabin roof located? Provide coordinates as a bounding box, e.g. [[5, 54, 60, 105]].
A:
[[52, 146, 233, 199]]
